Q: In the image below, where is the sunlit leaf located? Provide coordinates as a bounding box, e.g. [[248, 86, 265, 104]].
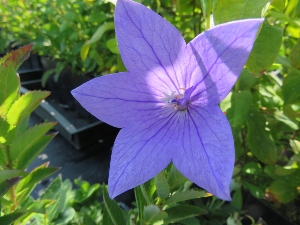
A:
[[106, 38, 120, 54], [271, 0, 286, 11], [213, 0, 268, 24], [16, 133, 57, 170], [0, 44, 33, 69], [9, 122, 56, 162], [81, 22, 115, 61], [290, 139, 300, 154], [247, 21, 283, 76], [0, 63, 19, 117], [6, 91, 50, 126]]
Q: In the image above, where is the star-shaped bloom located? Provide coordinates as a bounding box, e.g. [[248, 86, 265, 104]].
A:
[[72, 0, 263, 200]]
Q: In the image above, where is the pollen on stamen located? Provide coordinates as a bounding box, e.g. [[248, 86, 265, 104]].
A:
[[160, 87, 194, 111]]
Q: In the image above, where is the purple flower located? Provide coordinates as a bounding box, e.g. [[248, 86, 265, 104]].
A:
[[72, 0, 263, 200]]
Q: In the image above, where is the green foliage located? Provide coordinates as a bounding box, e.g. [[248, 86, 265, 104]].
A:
[[246, 20, 283, 76], [0, 0, 117, 77], [213, 0, 269, 24], [1, 0, 300, 224], [212, 0, 300, 216], [0, 46, 57, 224]]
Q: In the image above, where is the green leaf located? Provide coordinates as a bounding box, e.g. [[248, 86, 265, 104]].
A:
[[267, 180, 298, 203], [274, 110, 299, 130], [290, 36, 300, 70], [6, 91, 50, 126], [164, 190, 205, 206], [282, 70, 300, 104], [143, 179, 156, 200], [242, 162, 262, 175], [0, 117, 11, 144], [17, 164, 59, 191], [81, 22, 115, 61], [290, 139, 300, 154], [0, 63, 19, 117], [103, 186, 126, 225], [155, 172, 170, 199], [243, 182, 264, 199], [0, 144, 6, 169], [0, 212, 26, 225], [231, 188, 243, 209], [15, 116, 29, 136], [103, 207, 114, 225], [0, 44, 33, 69], [53, 207, 75, 225], [246, 108, 277, 164], [54, 62, 64, 82], [106, 38, 120, 54], [83, 214, 97, 225], [0, 177, 21, 198], [168, 164, 188, 191], [163, 205, 207, 224], [226, 91, 252, 136], [42, 178, 73, 221], [16, 133, 57, 170], [0, 170, 27, 183], [16, 164, 59, 205], [134, 184, 151, 222], [41, 69, 55, 88], [177, 217, 200, 225], [246, 21, 283, 76], [143, 204, 168, 224], [40, 176, 62, 200], [271, 0, 286, 11], [24, 199, 47, 214], [213, 0, 268, 24], [235, 69, 257, 91], [10, 122, 56, 162]]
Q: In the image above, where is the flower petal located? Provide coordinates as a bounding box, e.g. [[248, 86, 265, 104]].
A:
[[172, 105, 234, 200], [71, 72, 173, 128], [115, 0, 186, 91], [108, 110, 180, 198], [184, 19, 263, 105]]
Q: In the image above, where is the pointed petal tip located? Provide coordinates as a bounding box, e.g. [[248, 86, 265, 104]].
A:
[[210, 188, 231, 201], [108, 186, 117, 199]]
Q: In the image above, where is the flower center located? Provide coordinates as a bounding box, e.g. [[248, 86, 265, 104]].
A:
[[161, 86, 195, 111]]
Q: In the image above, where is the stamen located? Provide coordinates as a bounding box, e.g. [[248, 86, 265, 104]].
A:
[[161, 86, 195, 111]]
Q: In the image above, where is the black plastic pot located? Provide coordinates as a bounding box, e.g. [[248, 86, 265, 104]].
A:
[[242, 191, 297, 225], [21, 77, 119, 150]]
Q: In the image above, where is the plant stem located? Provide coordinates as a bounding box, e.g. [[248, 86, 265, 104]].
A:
[[140, 184, 151, 205], [206, 0, 212, 30], [9, 186, 17, 211], [1, 144, 13, 170], [1, 144, 17, 211]]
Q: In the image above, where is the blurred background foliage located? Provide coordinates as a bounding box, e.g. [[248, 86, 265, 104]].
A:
[[0, 0, 116, 77], [0, 0, 300, 224]]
